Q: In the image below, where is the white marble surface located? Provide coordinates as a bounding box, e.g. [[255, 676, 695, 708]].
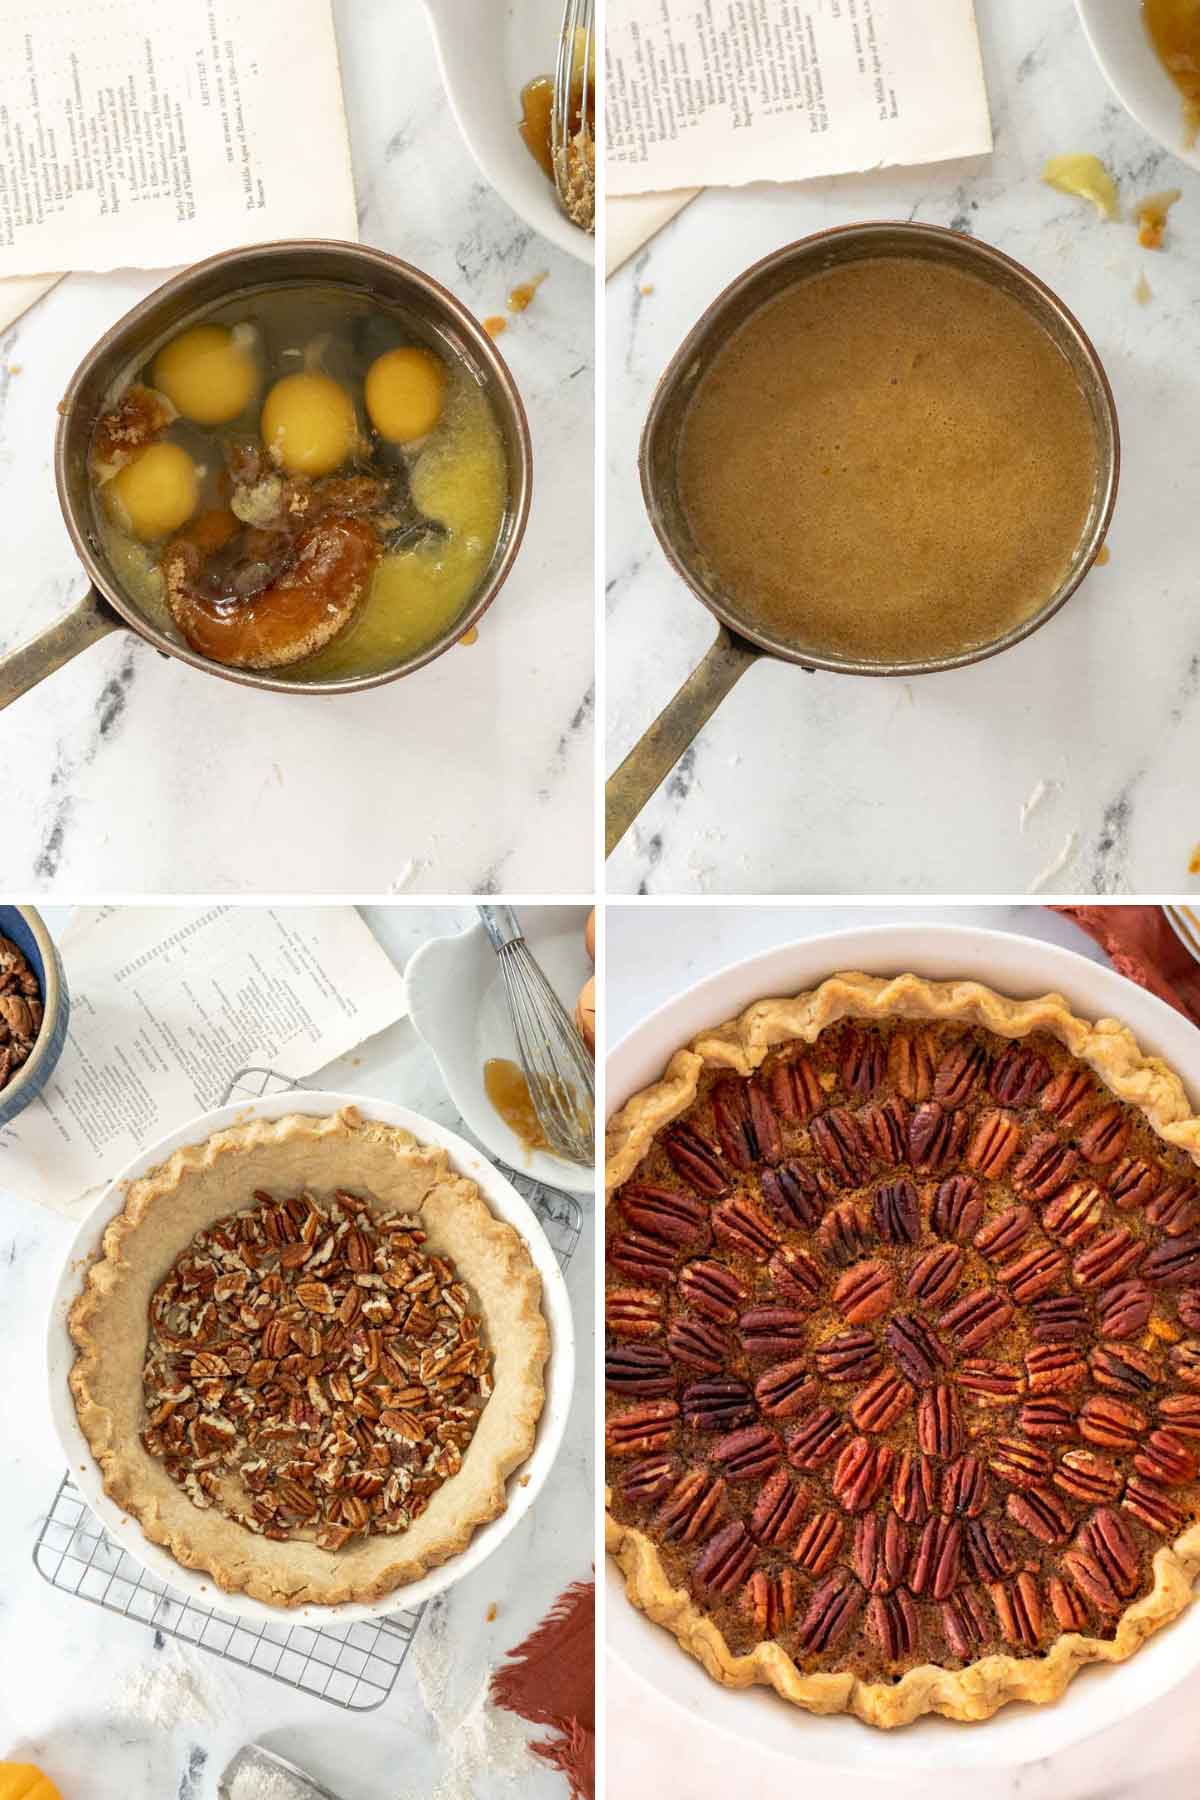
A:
[[0, 1, 594, 895], [0, 906, 594, 1800], [605, 901, 1200, 1795], [606, 0, 1200, 897]]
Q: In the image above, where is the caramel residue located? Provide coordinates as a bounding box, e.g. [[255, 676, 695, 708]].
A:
[[1135, 188, 1182, 248], [640, 284, 656, 297], [483, 315, 508, 339], [1190, 843, 1200, 874], [508, 272, 549, 314], [484, 1056, 546, 1150], [1042, 154, 1120, 220], [1095, 544, 1111, 566], [459, 626, 479, 646], [486, 1603, 498, 1623]]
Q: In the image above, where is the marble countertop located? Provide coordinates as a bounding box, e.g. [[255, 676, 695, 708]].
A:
[[606, 0, 1200, 898], [0, 905, 594, 1800], [605, 901, 1200, 1795], [0, 0, 594, 895]]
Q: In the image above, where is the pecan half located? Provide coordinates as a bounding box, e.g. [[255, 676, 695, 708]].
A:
[[990, 1572, 1043, 1648], [833, 1257, 895, 1325], [1181, 1288, 1200, 1332], [858, 1097, 910, 1164], [1123, 1475, 1185, 1535], [787, 1407, 852, 1471], [1030, 1293, 1089, 1343], [664, 1125, 727, 1196], [1147, 1180, 1200, 1237], [908, 1103, 968, 1173], [810, 1107, 872, 1188], [892, 1449, 938, 1525], [940, 1454, 989, 1518], [917, 1384, 963, 1458], [888, 1028, 935, 1101], [1063, 1507, 1140, 1612], [988, 1436, 1053, 1491], [606, 1287, 664, 1339], [712, 1195, 780, 1261], [1158, 1393, 1200, 1439], [767, 1054, 823, 1122], [942, 1584, 993, 1658], [938, 1287, 1014, 1352], [964, 1517, 1019, 1580], [745, 1567, 798, 1638], [886, 1312, 946, 1386], [1109, 1157, 1163, 1213], [850, 1368, 915, 1433], [1012, 1133, 1079, 1202], [1073, 1227, 1145, 1290], [1039, 1067, 1094, 1126], [667, 1315, 728, 1372], [832, 1437, 895, 1512], [620, 1183, 712, 1250], [958, 1358, 1024, 1405], [1170, 1340, 1200, 1388], [974, 1204, 1033, 1263], [655, 1469, 726, 1543], [989, 1043, 1050, 1106], [1025, 1344, 1087, 1394], [609, 1231, 675, 1287], [869, 1588, 920, 1660], [855, 1511, 910, 1593], [1078, 1395, 1146, 1452], [1089, 1341, 1159, 1397], [933, 1040, 989, 1106], [760, 1161, 826, 1228], [929, 1175, 984, 1242], [1144, 1232, 1200, 1287], [678, 1259, 747, 1324], [817, 1201, 875, 1268], [905, 1243, 964, 1310], [750, 1470, 809, 1546], [797, 1570, 865, 1654], [910, 1514, 962, 1600], [793, 1509, 845, 1575], [755, 1358, 819, 1420], [841, 1028, 887, 1098], [1135, 1427, 1198, 1486], [768, 1246, 825, 1306], [1047, 1574, 1090, 1633], [873, 1177, 921, 1245], [1053, 1448, 1122, 1505], [738, 1305, 808, 1361], [606, 1345, 674, 1396], [715, 1424, 782, 1483], [693, 1520, 756, 1596], [606, 1401, 679, 1456], [1097, 1279, 1153, 1339], [621, 1455, 678, 1504], [1006, 1485, 1073, 1545], [966, 1110, 1020, 1177], [816, 1329, 882, 1383], [681, 1379, 754, 1433], [1077, 1103, 1131, 1166], [1042, 1182, 1106, 1247]]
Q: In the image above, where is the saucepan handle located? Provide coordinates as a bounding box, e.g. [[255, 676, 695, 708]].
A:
[[605, 625, 761, 858], [0, 586, 124, 711]]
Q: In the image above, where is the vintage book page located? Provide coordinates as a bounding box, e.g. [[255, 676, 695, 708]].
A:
[[607, 0, 992, 197], [0, 906, 408, 1215], [0, 0, 357, 277]]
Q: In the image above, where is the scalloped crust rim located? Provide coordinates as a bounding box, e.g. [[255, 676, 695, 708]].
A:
[[604, 971, 1200, 1726]]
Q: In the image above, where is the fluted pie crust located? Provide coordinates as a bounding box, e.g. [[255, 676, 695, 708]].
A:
[[70, 1107, 549, 1608], [605, 973, 1200, 1726]]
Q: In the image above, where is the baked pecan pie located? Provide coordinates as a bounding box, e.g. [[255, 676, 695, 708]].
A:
[[605, 973, 1200, 1725], [70, 1108, 549, 1606]]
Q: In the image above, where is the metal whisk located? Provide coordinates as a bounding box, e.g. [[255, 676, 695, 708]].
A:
[[551, 0, 595, 232], [479, 905, 595, 1167]]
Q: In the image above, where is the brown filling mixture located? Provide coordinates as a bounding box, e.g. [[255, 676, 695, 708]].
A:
[[605, 1018, 1200, 1682], [0, 933, 43, 1091], [143, 1186, 491, 1551], [676, 257, 1099, 664]]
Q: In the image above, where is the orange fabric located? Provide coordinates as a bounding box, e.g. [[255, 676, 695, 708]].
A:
[[491, 1580, 595, 1800], [1052, 906, 1200, 1026]]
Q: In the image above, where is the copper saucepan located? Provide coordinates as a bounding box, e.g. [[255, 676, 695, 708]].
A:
[[0, 240, 533, 709], [606, 222, 1120, 858]]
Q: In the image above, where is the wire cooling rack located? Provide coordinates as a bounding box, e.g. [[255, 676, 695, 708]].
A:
[[32, 1066, 585, 1712]]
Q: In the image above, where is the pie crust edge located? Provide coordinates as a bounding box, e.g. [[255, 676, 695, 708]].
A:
[[604, 971, 1200, 1727], [69, 1107, 550, 1609]]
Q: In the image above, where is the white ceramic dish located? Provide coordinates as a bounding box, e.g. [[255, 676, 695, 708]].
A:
[[419, 0, 594, 266], [606, 922, 1200, 1772], [49, 1088, 574, 1626], [1075, 0, 1200, 172], [406, 905, 593, 1197]]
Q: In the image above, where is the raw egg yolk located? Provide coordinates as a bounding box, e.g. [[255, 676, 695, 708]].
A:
[[152, 324, 258, 425], [260, 371, 357, 476], [106, 441, 198, 540], [365, 346, 447, 444]]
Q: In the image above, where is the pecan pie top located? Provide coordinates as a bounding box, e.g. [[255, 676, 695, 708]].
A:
[[604, 976, 1200, 1724]]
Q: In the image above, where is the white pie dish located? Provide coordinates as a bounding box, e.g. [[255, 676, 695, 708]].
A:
[[48, 1088, 574, 1626], [1075, 0, 1200, 172], [606, 921, 1200, 1771], [419, 0, 594, 266], [406, 904, 594, 1196]]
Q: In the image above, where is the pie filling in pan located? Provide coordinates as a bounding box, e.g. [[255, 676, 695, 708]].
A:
[[604, 973, 1200, 1726]]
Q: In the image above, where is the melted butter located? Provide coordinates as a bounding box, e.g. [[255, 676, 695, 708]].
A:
[[518, 76, 556, 179], [676, 256, 1100, 666], [508, 272, 548, 314], [1144, 0, 1200, 142], [484, 1058, 546, 1151]]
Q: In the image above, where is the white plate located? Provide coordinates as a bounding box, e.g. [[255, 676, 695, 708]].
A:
[[49, 1089, 574, 1625], [406, 905, 594, 1196], [606, 922, 1200, 1772], [1075, 0, 1200, 173], [419, 0, 594, 266]]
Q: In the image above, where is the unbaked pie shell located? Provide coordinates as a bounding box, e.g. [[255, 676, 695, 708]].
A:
[[70, 1106, 549, 1609], [605, 972, 1200, 1726]]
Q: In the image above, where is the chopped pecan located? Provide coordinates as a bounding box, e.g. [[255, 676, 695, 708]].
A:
[[929, 1175, 984, 1242], [712, 1195, 780, 1262], [797, 1570, 865, 1654], [664, 1125, 727, 1196], [933, 1040, 989, 1106], [693, 1520, 756, 1596], [738, 1305, 808, 1361], [938, 1287, 1014, 1352], [682, 1378, 754, 1433], [606, 1287, 664, 1339], [1012, 1134, 1079, 1203], [606, 1401, 679, 1456], [750, 1470, 809, 1546], [810, 1107, 872, 1188], [760, 1161, 826, 1228], [850, 1368, 915, 1433], [620, 1183, 712, 1250], [666, 1315, 728, 1372], [605, 1345, 675, 1396], [886, 1312, 946, 1386], [989, 1043, 1050, 1106], [990, 1572, 1043, 1648], [966, 1110, 1020, 1177], [873, 1177, 921, 1245], [816, 1329, 882, 1383], [793, 1509, 846, 1575], [906, 1243, 965, 1307], [1097, 1279, 1153, 1339], [910, 1514, 962, 1600], [715, 1424, 783, 1483], [908, 1102, 969, 1172], [833, 1258, 895, 1325], [832, 1436, 895, 1512], [1077, 1103, 1131, 1166], [917, 1384, 963, 1458], [891, 1449, 938, 1525], [855, 1511, 910, 1593], [655, 1469, 726, 1543], [1006, 1485, 1073, 1545], [755, 1358, 819, 1420], [940, 1454, 989, 1518]]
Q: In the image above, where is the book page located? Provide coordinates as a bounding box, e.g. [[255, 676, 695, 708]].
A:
[[607, 0, 992, 197], [0, 0, 357, 276], [0, 906, 408, 1216]]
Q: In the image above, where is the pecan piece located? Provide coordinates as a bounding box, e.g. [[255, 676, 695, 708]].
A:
[[908, 1102, 968, 1173], [1025, 1345, 1087, 1394], [1170, 1340, 1200, 1388], [938, 1287, 1014, 1352], [892, 1449, 938, 1525], [666, 1315, 728, 1372], [886, 1312, 946, 1386], [833, 1257, 895, 1325], [793, 1509, 845, 1575], [1007, 1244, 1069, 1304], [605, 1345, 675, 1396], [988, 1436, 1052, 1491], [940, 1454, 988, 1518], [768, 1245, 825, 1307], [917, 1384, 963, 1458], [929, 1175, 983, 1242], [606, 1287, 664, 1339], [1147, 1180, 1200, 1237], [1012, 1133, 1078, 1202], [1053, 1448, 1122, 1505], [868, 1588, 920, 1660], [966, 1110, 1020, 1177], [958, 1359, 1024, 1407], [810, 1107, 872, 1188], [755, 1358, 819, 1420], [745, 1566, 799, 1638], [787, 1406, 852, 1471], [1135, 1427, 1198, 1486], [1123, 1475, 1185, 1535], [682, 1379, 754, 1433], [767, 1054, 822, 1122], [797, 1570, 865, 1654], [1078, 1394, 1146, 1452], [1143, 1232, 1200, 1287], [910, 1514, 962, 1600], [832, 1436, 895, 1512], [873, 1177, 921, 1245], [858, 1097, 910, 1165], [1097, 1279, 1153, 1339], [760, 1161, 826, 1228], [888, 1027, 935, 1101], [1039, 1066, 1094, 1126], [1063, 1507, 1140, 1612], [934, 1039, 989, 1106], [609, 1231, 675, 1287], [817, 1201, 875, 1268], [1108, 1157, 1163, 1213], [750, 1470, 809, 1546], [1042, 1182, 1106, 1247], [621, 1455, 678, 1504], [693, 1520, 756, 1596], [841, 1028, 887, 1098], [942, 1585, 993, 1658], [1048, 1574, 1090, 1633], [1030, 1293, 1089, 1343], [990, 1572, 1043, 1648], [606, 1401, 679, 1456], [712, 1078, 783, 1168], [655, 1469, 726, 1543], [1019, 1397, 1077, 1442], [855, 1511, 910, 1593], [906, 1243, 964, 1308], [850, 1368, 915, 1433], [664, 1125, 727, 1196], [738, 1305, 808, 1361], [1006, 1485, 1073, 1545], [1158, 1393, 1200, 1439], [620, 1183, 711, 1250], [678, 1259, 747, 1323], [1089, 1340, 1159, 1397], [712, 1195, 780, 1262], [974, 1205, 1033, 1264], [964, 1518, 1019, 1580], [1181, 1288, 1200, 1332], [1073, 1226, 1145, 1290], [816, 1329, 882, 1383], [1078, 1103, 1131, 1166], [989, 1043, 1050, 1106], [715, 1424, 782, 1483]]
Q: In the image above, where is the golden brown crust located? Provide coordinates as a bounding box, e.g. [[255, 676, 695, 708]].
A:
[[70, 1107, 549, 1608], [605, 971, 1200, 1726]]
